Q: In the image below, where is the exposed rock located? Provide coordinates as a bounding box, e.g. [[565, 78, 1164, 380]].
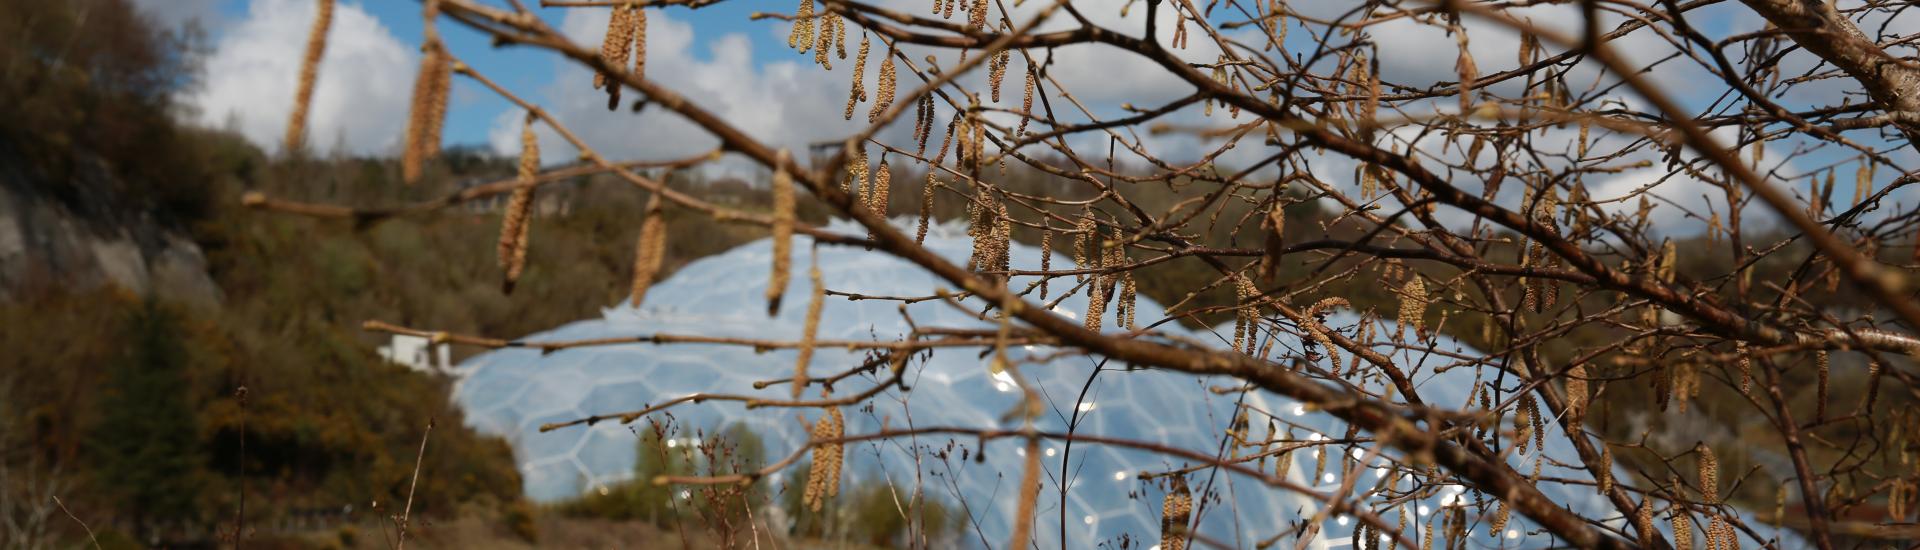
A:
[[0, 142, 221, 307]]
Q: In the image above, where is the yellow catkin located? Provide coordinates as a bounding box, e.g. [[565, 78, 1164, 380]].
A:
[[869, 48, 897, 123], [1490, 501, 1509, 538], [916, 173, 936, 244], [1398, 276, 1428, 342], [1698, 443, 1719, 503], [1736, 342, 1752, 395], [844, 34, 870, 120], [870, 160, 891, 216], [788, 0, 815, 51], [1073, 211, 1094, 281], [1516, 395, 1536, 454], [990, 49, 1010, 102], [834, 14, 847, 59], [1084, 240, 1107, 333], [1120, 272, 1137, 330], [628, 198, 667, 307], [498, 117, 538, 292], [1161, 478, 1192, 550], [1673, 506, 1694, 550], [633, 7, 647, 80], [767, 150, 795, 316], [1566, 363, 1589, 423], [1598, 444, 1614, 494], [915, 94, 935, 155], [969, 0, 988, 31], [1039, 228, 1053, 299], [802, 407, 844, 511], [1633, 498, 1655, 548], [1008, 436, 1042, 549], [793, 258, 825, 398], [596, 4, 639, 110], [846, 146, 869, 196], [1017, 66, 1036, 139], [1855, 161, 1873, 207], [284, 0, 336, 154], [402, 46, 451, 184]]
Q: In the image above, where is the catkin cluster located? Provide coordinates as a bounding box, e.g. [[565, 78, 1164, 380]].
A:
[[801, 407, 844, 511], [284, 0, 336, 154], [846, 146, 870, 196], [498, 117, 539, 292], [914, 94, 936, 155], [1565, 363, 1589, 423], [1397, 276, 1428, 342], [811, 11, 843, 69], [766, 150, 795, 316], [595, 3, 646, 110], [403, 46, 452, 184], [787, 0, 815, 50], [989, 50, 1011, 102]]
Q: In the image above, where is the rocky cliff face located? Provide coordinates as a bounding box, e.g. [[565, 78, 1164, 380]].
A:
[[0, 143, 221, 307]]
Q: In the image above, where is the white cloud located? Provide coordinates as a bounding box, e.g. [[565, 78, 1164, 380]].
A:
[[181, 0, 418, 156], [493, 8, 888, 171]]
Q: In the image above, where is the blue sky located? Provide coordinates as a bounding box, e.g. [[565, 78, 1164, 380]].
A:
[[137, 0, 1916, 236], [173, 0, 795, 148]]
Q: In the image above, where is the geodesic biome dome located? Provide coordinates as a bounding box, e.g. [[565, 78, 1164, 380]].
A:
[[451, 220, 1797, 549]]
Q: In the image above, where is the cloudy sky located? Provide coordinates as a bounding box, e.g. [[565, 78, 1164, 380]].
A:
[[133, 0, 1916, 234]]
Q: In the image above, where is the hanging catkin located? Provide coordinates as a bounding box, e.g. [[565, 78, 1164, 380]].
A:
[[870, 160, 891, 217], [1397, 276, 1428, 342], [869, 47, 897, 123], [1697, 443, 1720, 503], [284, 0, 336, 154], [1039, 228, 1053, 299], [499, 116, 538, 293], [1672, 505, 1695, 550], [1597, 444, 1614, 494], [403, 46, 451, 184], [767, 149, 795, 316], [1084, 238, 1108, 333], [916, 173, 936, 244], [1566, 363, 1589, 423], [793, 256, 825, 398], [1261, 199, 1286, 282], [1454, 29, 1476, 113], [844, 34, 870, 120], [1018, 65, 1036, 139], [1816, 350, 1830, 420], [1160, 478, 1192, 550], [633, 7, 648, 80], [989, 49, 1010, 102], [628, 197, 668, 307]]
